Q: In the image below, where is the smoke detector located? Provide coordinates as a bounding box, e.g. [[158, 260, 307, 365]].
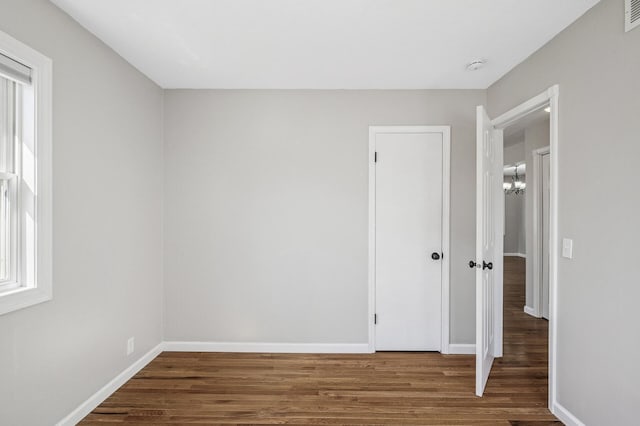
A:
[[466, 59, 486, 71]]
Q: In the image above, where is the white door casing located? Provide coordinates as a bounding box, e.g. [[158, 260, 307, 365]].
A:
[[368, 126, 450, 353], [531, 145, 551, 319], [475, 106, 504, 396], [541, 153, 550, 320]]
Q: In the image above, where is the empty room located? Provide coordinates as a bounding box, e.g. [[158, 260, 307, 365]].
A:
[[0, 0, 638, 424]]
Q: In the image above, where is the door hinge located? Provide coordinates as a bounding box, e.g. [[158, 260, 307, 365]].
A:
[[374, 152, 377, 162], [374, 314, 377, 324]]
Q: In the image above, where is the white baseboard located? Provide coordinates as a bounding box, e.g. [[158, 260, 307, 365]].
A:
[[163, 341, 371, 354], [524, 305, 539, 317], [553, 401, 585, 426], [56, 342, 164, 426], [504, 252, 526, 258], [448, 343, 475, 355]]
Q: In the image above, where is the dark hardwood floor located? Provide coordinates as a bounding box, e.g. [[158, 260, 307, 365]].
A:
[[82, 256, 557, 425]]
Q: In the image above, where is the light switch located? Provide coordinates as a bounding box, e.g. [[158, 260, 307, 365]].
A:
[[562, 238, 573, 259]]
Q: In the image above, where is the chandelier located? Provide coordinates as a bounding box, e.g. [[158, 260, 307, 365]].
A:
[[503, 162, 526, 195]]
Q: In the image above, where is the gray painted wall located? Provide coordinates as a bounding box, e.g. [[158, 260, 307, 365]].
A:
[[163, 90, 485, 345], [504, 139, 526, 255], [488, 0, 640, 423], [0, 0, 164, 425]]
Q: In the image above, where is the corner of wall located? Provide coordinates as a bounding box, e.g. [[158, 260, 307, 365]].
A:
[[159, 89, 166, 342], [55, 343, 165, 426], [553, 401, 585, 426]]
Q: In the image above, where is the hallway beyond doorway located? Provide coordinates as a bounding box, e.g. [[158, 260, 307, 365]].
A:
[[490, 257, 551, 401]]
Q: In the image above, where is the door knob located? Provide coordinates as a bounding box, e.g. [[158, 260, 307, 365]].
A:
[[469, 260, 478, 268], [431, 252, 441, 260], [482, 261, 493, 270]]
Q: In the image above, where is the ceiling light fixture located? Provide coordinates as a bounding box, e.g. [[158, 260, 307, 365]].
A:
[[544, 106, 551, 113], [504, 162, 526, 195], [466, 59, 486, 71]]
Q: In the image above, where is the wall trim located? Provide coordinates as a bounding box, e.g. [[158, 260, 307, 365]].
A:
[[163, 341, 372, 354], [504, 252, 526, 258], [56, 342, 165, 426], [523, 305, 538, 317], [553, 401, 585, 426], [448, 343, 475, 355]]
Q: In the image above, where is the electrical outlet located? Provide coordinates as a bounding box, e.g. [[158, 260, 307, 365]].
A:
[[126, 337, 135, 356]]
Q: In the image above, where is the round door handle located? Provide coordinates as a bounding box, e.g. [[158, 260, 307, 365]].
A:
[[431, 252, 441, 261], [482, 261, 493, 270], [469, 260, 477, 268]]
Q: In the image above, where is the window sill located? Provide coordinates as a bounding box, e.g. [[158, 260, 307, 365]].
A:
[[0, 285, 52, 315]]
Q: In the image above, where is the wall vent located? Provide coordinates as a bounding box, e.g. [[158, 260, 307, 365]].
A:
[[626, 0, 640, 32]]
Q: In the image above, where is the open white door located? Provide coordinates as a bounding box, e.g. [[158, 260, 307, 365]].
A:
[[474, 106, 504, 396]]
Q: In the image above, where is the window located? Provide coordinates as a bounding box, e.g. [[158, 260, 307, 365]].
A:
[[0, 31, 52, 315]]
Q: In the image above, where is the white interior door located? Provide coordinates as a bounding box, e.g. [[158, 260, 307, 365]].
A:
[[375, 129, 443, 351], [475, 106, 504, 396], [541, 153, 550, 320]]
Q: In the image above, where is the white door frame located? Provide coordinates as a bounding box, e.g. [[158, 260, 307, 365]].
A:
[[491, 85, 559, 410], [530, 146, 550, 318], [368, 126, 451, 353]]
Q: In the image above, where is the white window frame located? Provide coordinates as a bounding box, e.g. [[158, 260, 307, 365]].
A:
[[0, 30, 52, 315]]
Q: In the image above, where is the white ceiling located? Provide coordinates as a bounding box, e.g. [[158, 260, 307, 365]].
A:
[[51, 0, 599, 89]]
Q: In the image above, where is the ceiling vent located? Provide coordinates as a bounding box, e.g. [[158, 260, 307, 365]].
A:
[[626, 0, 640, 32]]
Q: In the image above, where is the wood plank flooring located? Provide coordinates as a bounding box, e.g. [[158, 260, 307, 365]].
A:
[[82, 257, 558, 425]]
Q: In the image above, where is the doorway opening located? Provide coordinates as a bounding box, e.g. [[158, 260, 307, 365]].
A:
[[474, 86, 559, 413], [501, 109, 551, 405]]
